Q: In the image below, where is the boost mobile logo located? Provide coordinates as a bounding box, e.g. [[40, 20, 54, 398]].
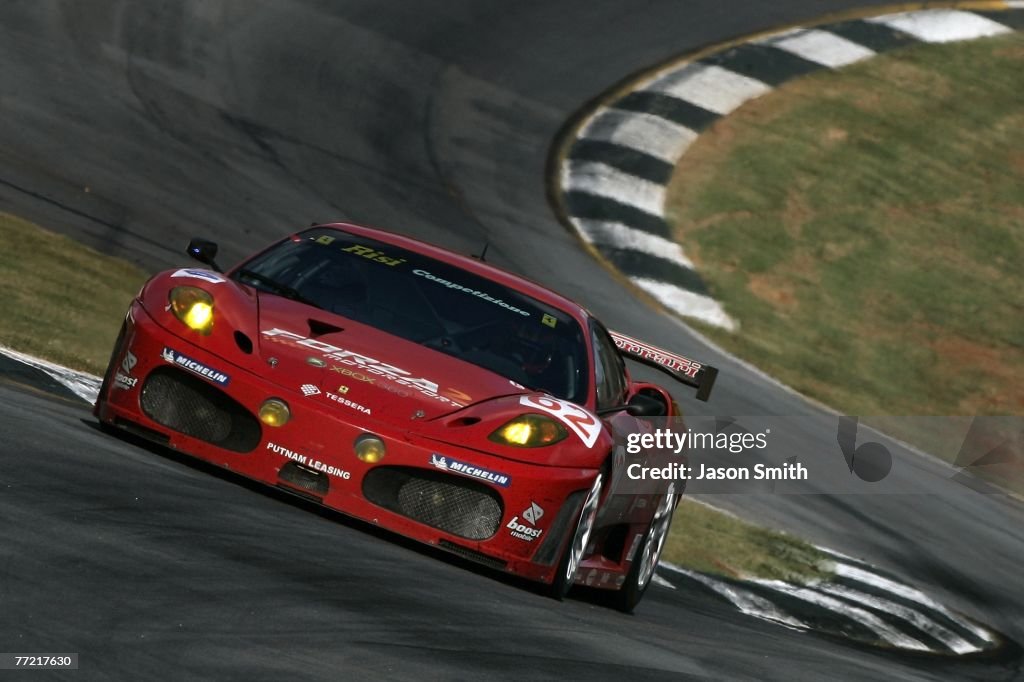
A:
[[121, 350, 137, 374], [523, 502, 544, 525]]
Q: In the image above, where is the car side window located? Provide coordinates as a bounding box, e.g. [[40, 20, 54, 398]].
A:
[[591, 321, 628, 410]]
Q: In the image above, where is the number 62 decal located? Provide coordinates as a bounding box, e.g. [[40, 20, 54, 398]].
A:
[[520, 395, 602, 448]]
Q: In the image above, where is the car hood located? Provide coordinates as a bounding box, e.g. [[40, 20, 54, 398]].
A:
[[256, 294, 524, 425]]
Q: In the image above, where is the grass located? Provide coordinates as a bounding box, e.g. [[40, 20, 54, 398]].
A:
[[0, 212, 149, 374], [0, 213, 829, 582], [663, 499, 830, 582], [665, 34, 1024, 486]]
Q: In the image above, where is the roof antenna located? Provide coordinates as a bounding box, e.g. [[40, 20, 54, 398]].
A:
[[473, 242, 490, 262]]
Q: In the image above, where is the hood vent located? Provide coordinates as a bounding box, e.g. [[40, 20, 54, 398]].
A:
[[308, 318, 344, 337]]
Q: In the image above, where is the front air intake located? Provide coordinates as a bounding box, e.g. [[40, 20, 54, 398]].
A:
[[140, 367, 261, 452], [278, 461, 329, 496], [363, 467, 503, 540]]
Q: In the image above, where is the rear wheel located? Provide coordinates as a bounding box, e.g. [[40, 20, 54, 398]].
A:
[[610, 484, 677, 613], [548, 472, 604, 600]]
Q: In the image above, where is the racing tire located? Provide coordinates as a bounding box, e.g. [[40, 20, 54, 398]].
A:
[[548, 471, 604, 600], [610, 484, 678, 613]]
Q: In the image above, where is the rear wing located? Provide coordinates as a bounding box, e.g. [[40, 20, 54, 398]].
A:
[[609, 330, 718, 402]]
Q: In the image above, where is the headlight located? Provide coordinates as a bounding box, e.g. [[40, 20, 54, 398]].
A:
[[354, 434, 386, 463], [169, 286, 214, 334], [488, 414, 567, 448]]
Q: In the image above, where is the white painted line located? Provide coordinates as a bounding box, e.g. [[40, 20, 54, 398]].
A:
[[631, 277, 737, 331], [817, 582, 981, 654], [0, 346, 101, 404], [562, 160, 666, 216], [761, 28, 876, 68], [659, 563, 806, 630], [650, 573, 676, 590], [833, 563, 995, 643], [754, 579, 931, 651], [573, 219, 695, 268], [579, 108, 699, 164], [642, 63, 771, 115], [867, 10, 1012, 43]]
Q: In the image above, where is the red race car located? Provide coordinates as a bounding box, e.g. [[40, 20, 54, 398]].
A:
[[94, 223, 717, 611]]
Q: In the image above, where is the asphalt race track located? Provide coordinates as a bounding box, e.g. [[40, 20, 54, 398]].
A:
[[1, 2, 1022, 679]]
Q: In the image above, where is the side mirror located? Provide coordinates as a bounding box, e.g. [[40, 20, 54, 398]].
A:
[[186, 238, 221, 272], [596, 393, 668, 417], [626, 392, 668, 417]]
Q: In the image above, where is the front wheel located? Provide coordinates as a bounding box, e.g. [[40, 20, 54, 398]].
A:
[[548, 472, 604, 600], [610, 484, 677, 613]]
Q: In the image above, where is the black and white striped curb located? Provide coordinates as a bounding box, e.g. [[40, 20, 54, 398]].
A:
[[656, 546, 1000, 655], [557, 3, 1024, 331], [0, 346, 101, 403]]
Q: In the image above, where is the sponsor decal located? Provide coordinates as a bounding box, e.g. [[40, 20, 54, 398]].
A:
[[541, 313, 557, 328], [610, 331, 701, 380], [412, 269, 530, 317], [300, 383, 321, 396], [337, 385, 349, 394], [522, 501, 544, 526], [306, 357, 327, 368], [262, 328, 461, 407], [113, 372, 138, 390], [160, 347, 230, 385], [506, 516, 543, 542], [430, 454, 510, 487], [331, 365, 375, 383], [170, 268, 225, 284], [519, 395, 602, 448], [121, 350, 137, 375], [341, 243, 406, 267], [326, 391, 371, 415], [267, 442, 351, 479], [442, 387, 473, 404], [114, 350, 139, 390]]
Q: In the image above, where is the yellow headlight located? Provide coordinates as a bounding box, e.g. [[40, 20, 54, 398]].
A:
[[169, 286, 214, 334], [489, 414, 567, 448], [354, 434, 386, 463], [259, 398, 291, 427]]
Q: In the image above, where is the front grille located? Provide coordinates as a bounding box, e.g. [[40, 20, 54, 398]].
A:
[[363, 467, 503, 540], [140, 367, 261, 452], [278, 461, 329, 496]]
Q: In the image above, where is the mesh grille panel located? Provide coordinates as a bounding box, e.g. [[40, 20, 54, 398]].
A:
[[141, 367, 261, 452], [278, 461, 329, 496], [364, 467, 503, 540]]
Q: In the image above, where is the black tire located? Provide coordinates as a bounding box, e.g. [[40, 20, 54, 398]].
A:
[[610, 484, 678, 613], [548, 472, 605, 600]]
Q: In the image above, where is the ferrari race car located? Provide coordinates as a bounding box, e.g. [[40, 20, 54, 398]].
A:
[[94, 223, 717, 611]]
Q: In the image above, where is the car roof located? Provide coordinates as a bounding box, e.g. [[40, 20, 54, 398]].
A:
[[317, 222, 593, 324]]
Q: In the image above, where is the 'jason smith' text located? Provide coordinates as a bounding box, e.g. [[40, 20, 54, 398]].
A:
[[627, 462, 807, 481]]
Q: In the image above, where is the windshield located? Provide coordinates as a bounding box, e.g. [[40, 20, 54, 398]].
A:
[[235, 228, 589, 403]]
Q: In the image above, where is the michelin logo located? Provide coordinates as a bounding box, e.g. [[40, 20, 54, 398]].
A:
[[430, 454, 510, 488], [161, 347, 231, 385]]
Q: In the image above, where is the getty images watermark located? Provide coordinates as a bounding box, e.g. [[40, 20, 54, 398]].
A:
[[614, 415, 1022, 495]]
